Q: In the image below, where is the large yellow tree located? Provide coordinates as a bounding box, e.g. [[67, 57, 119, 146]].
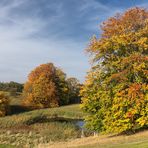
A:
[[81, 7, 148, 134]]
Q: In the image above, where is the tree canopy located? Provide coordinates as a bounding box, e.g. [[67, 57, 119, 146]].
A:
[[81, 7, 148, 134], [0, 81, 23, 94], [0, 93, 9, 117], [23, 63, 80, 109]]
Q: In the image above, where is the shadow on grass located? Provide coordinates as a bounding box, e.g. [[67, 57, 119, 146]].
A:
[[9, 105, 32, 115], [0, 144, 16, 148], [108, 127, 148, 138]]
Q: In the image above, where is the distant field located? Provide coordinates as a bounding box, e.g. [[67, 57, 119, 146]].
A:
[[0, 91, 23, 105]]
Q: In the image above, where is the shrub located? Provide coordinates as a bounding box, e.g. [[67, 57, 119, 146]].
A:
[[0, 93, 9, 117]]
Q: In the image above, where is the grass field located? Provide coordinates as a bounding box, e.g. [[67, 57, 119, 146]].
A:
[[0, 130, 148, 148], [0, 94, 147, 148], [38, 130, 148, 148], [0, 104, 84, 128], [0, 144, 15, 148], [0, 92, 86, 147], [0, 104, 85, 147]]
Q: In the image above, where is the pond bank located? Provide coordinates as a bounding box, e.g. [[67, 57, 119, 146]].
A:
[[0, 104, 91, 147]]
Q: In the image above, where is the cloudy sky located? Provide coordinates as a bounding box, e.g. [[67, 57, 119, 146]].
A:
[[0, 0, 147, 83]]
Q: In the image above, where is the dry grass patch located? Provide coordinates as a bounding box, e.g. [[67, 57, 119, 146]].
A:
[[37, 130, 148, 148]]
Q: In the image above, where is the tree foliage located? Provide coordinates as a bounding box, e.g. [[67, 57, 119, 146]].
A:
[[0, 81, 23, 96], [67, 77, 81, 104], [0, 93, 9, 117], [23, 63, 80, 109], [81, 7, 148, 134]]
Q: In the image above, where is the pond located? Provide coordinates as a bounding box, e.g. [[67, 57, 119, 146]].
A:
[[74, 120, 85, 129]]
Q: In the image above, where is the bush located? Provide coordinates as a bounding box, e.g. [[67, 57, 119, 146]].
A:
[[0, 93, 9, 117]]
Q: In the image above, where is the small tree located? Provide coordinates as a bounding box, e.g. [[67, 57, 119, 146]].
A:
[[0, 93, 9, 117], [23, 63, 59, 108], [23, 63, 75, 108]]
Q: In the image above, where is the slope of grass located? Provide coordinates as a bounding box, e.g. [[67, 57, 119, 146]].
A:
[[79, 141, 148, 148], [0, 122, 81, 147], [1, 97, 147, 148], [0, 144, 16, 148], [0, 104, 84, 128], [0, 91, 23, 106], [0, 104, 85, 147], [38, 130, 148, 148]]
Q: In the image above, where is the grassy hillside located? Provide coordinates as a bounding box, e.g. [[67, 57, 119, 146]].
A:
[[0, 97, 147, 148], [0, 104, 86, 147], [0, 104, 84, 128], [38, 130, 148, 148], [0, 130, 148, 148], [0, 144, 15, 148]]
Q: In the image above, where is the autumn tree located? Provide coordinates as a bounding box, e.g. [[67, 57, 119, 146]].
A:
[[81, 7, 148, 134], [0, 93, 9, 117], [23, 63, 70, 109]]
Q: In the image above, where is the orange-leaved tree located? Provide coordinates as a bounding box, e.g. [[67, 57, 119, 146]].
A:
[[0, 93, 9, 117], [23, 63, 69, 109]]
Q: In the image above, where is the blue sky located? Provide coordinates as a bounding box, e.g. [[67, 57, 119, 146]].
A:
[[0, 0, 148, 83]]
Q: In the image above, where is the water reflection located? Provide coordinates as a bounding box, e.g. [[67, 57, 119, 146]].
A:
[[75, 120, 84, 129], [74, 120, 97, 137]]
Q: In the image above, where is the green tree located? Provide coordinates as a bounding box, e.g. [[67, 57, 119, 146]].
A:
[[81, 7, 148, 134], [67, 77, 81, 104], [55, 68, 69, 105], [0, 81, 23, 94]]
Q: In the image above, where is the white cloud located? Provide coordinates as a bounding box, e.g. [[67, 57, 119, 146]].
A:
[[0, 0, 140, 83], [0, 0, 89, 82]]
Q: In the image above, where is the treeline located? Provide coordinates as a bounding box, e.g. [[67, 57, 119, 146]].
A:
[[0, 81, 23, 94]]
